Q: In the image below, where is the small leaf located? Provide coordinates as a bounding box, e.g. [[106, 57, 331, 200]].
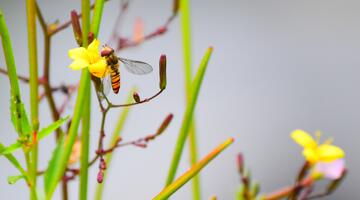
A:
[[7, 174, 25, 184], [0, 143, 27, 176], [44, 135, 65, 193], [38, 116, 69, 141], [0, 141, 22, 155], [10, 95, 32, 136]]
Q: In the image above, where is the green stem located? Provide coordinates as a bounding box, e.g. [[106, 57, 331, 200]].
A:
[[165, 47, 213, 186], [94, 90, 133, 200], [155, 138, 234, 200], [79, 84, 91, 200], [26, 0, 39, 199], [79, 1, 106, 199], [179, 0, 201, 198], [90, 0, 105, 37]]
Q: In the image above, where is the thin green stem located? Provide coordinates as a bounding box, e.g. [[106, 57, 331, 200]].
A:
[[165, 47, 213, 186], [91, 0, 105, 37], [79, 83, 91, 200], [179, 0, 201, 198], [155, 138, 234, 200], [26, 0, 39, 199], [94, 90, 133, 200], [26, 0, 39, 132]]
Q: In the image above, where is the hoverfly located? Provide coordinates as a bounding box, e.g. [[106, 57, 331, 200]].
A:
[[97, 45, 153, 98]]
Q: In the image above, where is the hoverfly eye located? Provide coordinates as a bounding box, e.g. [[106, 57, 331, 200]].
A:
[[101, 46, 115, 57]]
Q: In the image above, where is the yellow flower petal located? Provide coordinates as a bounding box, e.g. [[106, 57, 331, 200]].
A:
[[291, 129, 317, 149], [68, 59, 89, 70], [89, 59, 108, 78], [87, 39, 100, 52], [303, 148, 318, 163], [68, 47, 88, 60], [317, 144, 345, 162]]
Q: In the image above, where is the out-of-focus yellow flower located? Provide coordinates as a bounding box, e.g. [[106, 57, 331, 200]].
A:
[[68, 138, 81, 165], [68, 39, 108, 78], [291, 129, 345, 164]]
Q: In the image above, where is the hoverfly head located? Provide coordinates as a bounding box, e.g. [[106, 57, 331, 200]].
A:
[[100, 45, 114, 57]]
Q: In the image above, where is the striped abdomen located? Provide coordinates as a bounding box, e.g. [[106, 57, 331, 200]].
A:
[[110, 63, 120, 94]]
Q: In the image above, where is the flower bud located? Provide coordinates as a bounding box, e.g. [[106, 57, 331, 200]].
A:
[[172, 0, 179, 15], [237, 153, 244, 175], [100, 158, 107, 170], [97, 170, 104, 183], [133, 92, 141, 103], [156, 114, 173, 135], [159, 54, 167, 90], [70, 10, 82, 46], [88, 32, 94, 44]]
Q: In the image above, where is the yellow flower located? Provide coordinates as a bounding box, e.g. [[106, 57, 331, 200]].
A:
[[68, 39, 108, 78], [291, 129, 345, 164]]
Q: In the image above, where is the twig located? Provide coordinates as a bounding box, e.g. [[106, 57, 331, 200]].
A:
[[0, 68, 30, 83]]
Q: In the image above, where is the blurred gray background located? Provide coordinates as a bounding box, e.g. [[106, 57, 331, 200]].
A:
[[1, 0, 359, 199]]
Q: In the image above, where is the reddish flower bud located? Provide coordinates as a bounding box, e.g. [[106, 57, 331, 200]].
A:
[[97, 170, 104, 183], [133, 92, 141, 103], [156, 114, 173, 135], [100, 159, 107, 170], [88, 32, 94, 44], [159, 54, 167, 90], [237, 153, 244, 175], [70, 10, 82, 46]]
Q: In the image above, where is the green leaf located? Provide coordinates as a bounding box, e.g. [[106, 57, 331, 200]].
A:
[[165, 47, 213, 186], [0, 141, 22, 155], [10, 97, 32, 136], [154, 138, 234, 200], [0, 116, 69, 156], [44, 134, 65, 194], [7, 174, 25, 184], [38, 116, 69, 141], [0, 143, 27, 176]]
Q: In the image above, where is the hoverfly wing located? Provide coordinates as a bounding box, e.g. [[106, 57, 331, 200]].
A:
[[118, 57, 153, 75], [96, 69, 112, 99]]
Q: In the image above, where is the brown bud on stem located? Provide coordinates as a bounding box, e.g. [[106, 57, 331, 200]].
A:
[[100, 158, 107, 170], [133, 92, 141, 103], [172, 0, 180, 15], [159, 54, 167, 90], [70, 10, 82, 46], [88, 32, 94, 44], [156, 114, 173, 135], [237, 153, 245, 175]]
